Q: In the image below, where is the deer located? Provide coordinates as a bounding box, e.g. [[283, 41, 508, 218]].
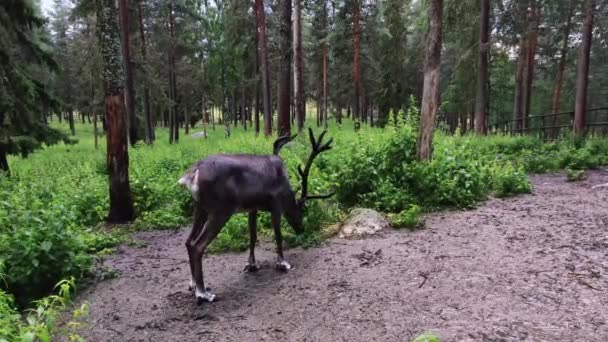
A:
[[177, 128, 334, 304]]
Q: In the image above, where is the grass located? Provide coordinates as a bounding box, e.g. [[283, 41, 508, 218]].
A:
[[1, 110, 608, 340]]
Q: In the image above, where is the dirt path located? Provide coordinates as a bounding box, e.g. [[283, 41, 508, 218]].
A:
[[74, 171, 608, 341]]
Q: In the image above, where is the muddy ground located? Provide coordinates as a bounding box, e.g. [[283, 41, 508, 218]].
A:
[[72, 170, 608, 341]]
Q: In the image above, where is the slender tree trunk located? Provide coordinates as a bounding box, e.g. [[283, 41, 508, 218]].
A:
[[99, 0, 135, 222], [323, 37, 328, 130], [168, 0, 178, 143], [550, 2, 574, 137], [118, 0, 138, 145], [513, 39, 527, 133], [574, 0, 595, 137], [278, 0, 291, 137], [137, 0, 153, 143], [0, 144, 9, 176], [522, 0, 539, 130], [475, 0, 490, 135], [417, 0, 442, 161], [256, 0, 273, 137], [68, 110, 75, 135], [293, 0, 305, 132], [352, 0, 361, 121]]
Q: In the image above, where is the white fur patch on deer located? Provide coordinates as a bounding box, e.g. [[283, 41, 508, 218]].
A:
[[178, 169, 200, 201]]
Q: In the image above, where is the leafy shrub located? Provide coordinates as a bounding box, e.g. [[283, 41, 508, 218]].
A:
[[491, 163, 532, 197], [566, 168, 587, 182], [389, 204, 422, 229]]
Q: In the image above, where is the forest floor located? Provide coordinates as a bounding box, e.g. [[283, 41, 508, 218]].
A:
[[70, 170, 608, 342]]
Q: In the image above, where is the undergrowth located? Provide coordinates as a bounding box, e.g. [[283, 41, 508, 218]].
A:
[[1, 112, 608, 332]]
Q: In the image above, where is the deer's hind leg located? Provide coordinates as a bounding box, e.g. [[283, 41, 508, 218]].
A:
[[187, 210, 231, 304], [244, 211, 260, 272], [186, 205, 207, 291]]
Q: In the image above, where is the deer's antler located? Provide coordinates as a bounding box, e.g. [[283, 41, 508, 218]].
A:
[[273, 133, 298, 155], [298, 128, 335, 204]]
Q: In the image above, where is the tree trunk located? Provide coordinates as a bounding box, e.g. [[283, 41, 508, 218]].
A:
[[256, 0, 273, 137], [293, 0, 305, 132], [475, 0, 489, 135], [168, 0, 178, 143], [522, 0, 539, 131], [574, 0, 595, 137], [100, 0, 135, 223], [323, 38, 328, 130], [512, 38, 527, 133], [0, 144, 9, 176], [118, 0, 138, 145], [352, 0, 361, 121], [550, 2, 574, 137], [68, 110, 75, 135], [137, 0, 153, 144], [417, 0, 442, 161], [278, 0, 292, 138]]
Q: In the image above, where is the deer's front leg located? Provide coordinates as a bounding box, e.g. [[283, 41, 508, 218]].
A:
[[187, 211, 231, 304], [244, 211, 260, 272], [186, 205, 207, 291], [272, 210, 291, 271]]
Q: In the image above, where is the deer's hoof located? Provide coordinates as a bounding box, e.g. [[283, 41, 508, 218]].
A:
[[244, 263, 260, 273], [195, 288, 216, 304], [275, 260, 292, 272]]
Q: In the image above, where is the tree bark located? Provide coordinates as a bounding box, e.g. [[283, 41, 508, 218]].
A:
[[417, 0, 442, 161], [323, 35, 328, 130], [168, 0, 179, 143], [256, 0, 273, 137], [475, 0, 490, 135], [549, 2, 573, 137], [278, 0, 292, 137], [100, 0, 135, 223], [118, 0, 138, 145], [0, 144, 9, 176], [293, 0, 305, 132], [512, 16, 527, 133], [68, 110, 75, 135], [137, 0, 153, 144], [522, 0, 539, 130], [574, 0, 595, 137], [352, 0, 361, 121]]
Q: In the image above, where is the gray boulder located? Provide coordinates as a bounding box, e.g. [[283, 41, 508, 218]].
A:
[[339, 208, 389, 238]]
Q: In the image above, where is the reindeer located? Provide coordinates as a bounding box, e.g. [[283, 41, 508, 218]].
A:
[[177, 128, 334, 304]]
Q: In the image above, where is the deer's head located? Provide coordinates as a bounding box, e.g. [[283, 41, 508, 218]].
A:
[[275, 128, 335, 234]]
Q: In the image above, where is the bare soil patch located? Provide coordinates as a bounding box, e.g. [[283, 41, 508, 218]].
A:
[[72, 170, 608, 341]]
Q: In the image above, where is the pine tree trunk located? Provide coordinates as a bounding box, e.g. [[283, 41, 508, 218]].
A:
[[475, 0, 489, 135], [69, 110, 75, 135], [550, 2, 573, 137], [118, 0, 138, 145], [256, 0, 273, 137], [522, 0, 539, 131], [352, 0, 361, 122], [137, 0, 153, 143], [513, 39, 527, 133], [574, 0, 595, 137], [278, 0, 291, 137], [323, 39, 328, 130], [293, 0, 305, 132], [417, 0, 442, 161], [100, 0, 135, 223], [0, 144, 9, 176], [168, 0, 178, 143]]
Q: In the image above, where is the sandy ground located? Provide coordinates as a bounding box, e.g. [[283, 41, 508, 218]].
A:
[[71, 170, 608, 341]]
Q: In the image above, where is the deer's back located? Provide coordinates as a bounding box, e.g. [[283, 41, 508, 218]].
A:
[[180, 154, 292, 212]]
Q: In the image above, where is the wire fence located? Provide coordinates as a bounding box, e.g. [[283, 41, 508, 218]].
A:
[[489, 107, 608, 139]]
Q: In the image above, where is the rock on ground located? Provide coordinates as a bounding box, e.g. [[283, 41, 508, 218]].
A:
[[339, 208, 390, 238]]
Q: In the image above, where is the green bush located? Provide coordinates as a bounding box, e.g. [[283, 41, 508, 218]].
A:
[[389, 204, 422, 229]]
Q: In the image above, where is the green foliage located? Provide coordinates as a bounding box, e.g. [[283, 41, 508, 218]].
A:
[[566, 169, 587, 182], [388, 205, 422, 229], [0, 277, 88, 342], [411, 333, 440, 342]]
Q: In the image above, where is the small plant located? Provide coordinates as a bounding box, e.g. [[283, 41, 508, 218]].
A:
[[411, 333, 440, 342], [389, 204, 422, 229], [566, 168, 587, 182]]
